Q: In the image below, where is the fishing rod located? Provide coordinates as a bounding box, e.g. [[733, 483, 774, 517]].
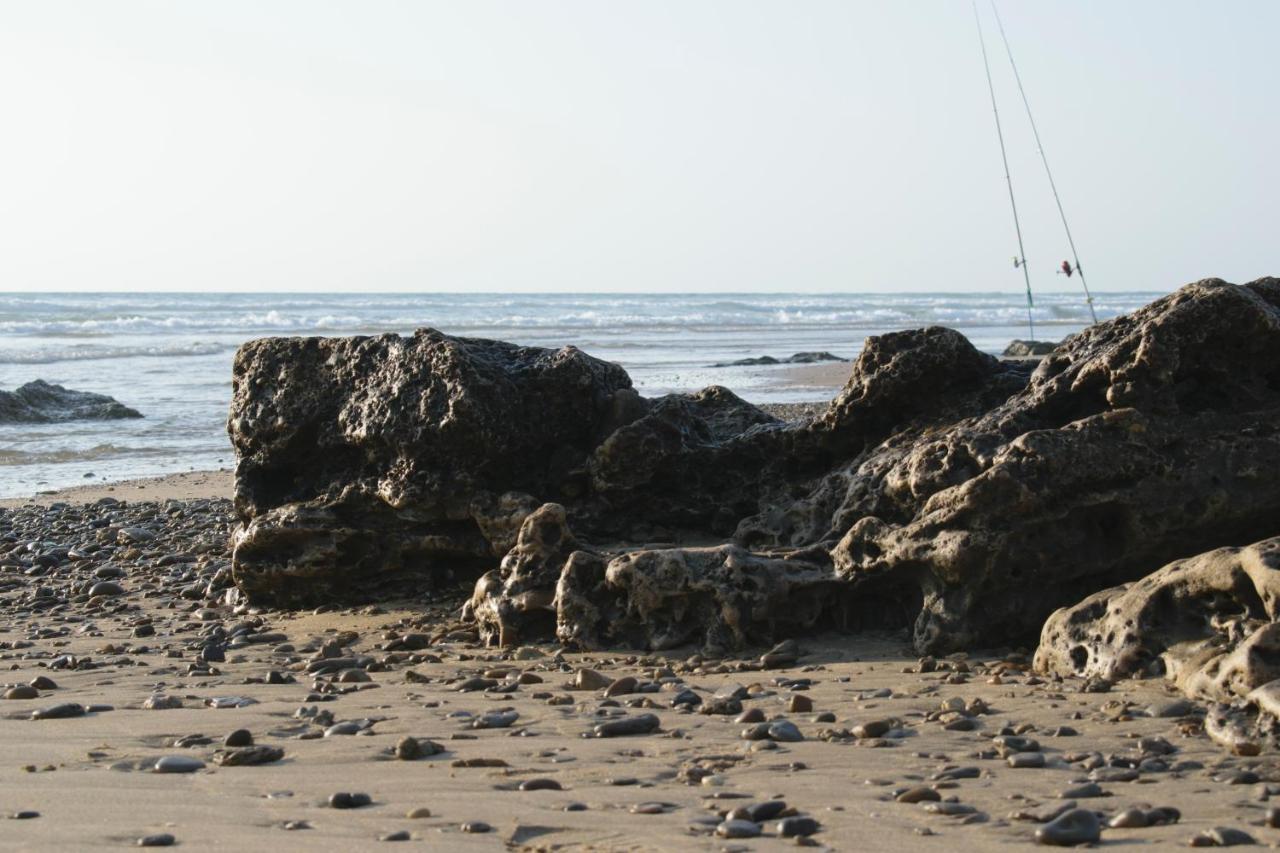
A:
[[972, 0, 1035, 340], [990, 0, 1098, 325]]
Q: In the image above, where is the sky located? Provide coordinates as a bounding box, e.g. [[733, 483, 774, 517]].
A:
[[0, 1, 1274, 294]]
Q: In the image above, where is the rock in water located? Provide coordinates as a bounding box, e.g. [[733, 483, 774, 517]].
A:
[[1002, 339, 1059, 358], [0, 380, 142, 423], [230, 279, 1280, 657]]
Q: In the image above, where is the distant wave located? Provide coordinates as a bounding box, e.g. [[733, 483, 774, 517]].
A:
[[0, 444, 179, 465], [0, 304, 1124, 337], [0, 342, 231, 365]]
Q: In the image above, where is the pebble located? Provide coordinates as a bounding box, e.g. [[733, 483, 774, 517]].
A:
[[777, 817, 821, 837], [137, 834, 176, 847], [153, 755, 205, 774], [223, 729, 253, 747], [461, 822, 492, 833], [379, 830, 411, 841], [406, 808, 432, 819], [31, 702, 85, 720], [1035, 808, 1101, 846], [329, 792, 373, 809], [518, 778, 563, 791], [1189, 827, 1256, 846], [716, 819, 762, 838], [593, 713, 659, 737], [4, 685, 39, 700]]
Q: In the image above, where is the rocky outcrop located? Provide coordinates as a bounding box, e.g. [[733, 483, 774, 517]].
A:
[[230, 278, 1280, 659], [0, 380, 142, 423], [823, 278, 1280, 652], [228, 330, 637, 604], [1035, 538, 1280, 696]]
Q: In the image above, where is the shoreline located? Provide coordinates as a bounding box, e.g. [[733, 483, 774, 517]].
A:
[[0, 468, 235, 509]]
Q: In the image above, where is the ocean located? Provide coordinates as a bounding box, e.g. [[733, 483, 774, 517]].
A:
[[0, 290, 1161, 498]]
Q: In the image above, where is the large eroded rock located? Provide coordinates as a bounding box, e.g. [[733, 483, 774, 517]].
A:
[[231, 278, 1280, 657]]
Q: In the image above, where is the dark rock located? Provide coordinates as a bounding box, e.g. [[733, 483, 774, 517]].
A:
[[593, 713, 660, 737], [712, 351, 846, 367], [328, 792, 372, 809], [212, 746, 284, 766], [137, 834, 176, 847], [229, 280, 1280, 659], [1002, 339, 1059, 358], [0, 380, 142, 423], [1035, 807, 1101, 846]]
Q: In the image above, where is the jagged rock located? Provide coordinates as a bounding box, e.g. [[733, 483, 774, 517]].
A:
[[1035, 538, 1280, 705], [230, 278, 1280, 659], [827, 279, 1280, 652], [228, 330, 638, 604], [0, 380, 142, 423]]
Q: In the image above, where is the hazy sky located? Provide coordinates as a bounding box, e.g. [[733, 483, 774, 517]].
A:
[[0, 1, 1274, 293]]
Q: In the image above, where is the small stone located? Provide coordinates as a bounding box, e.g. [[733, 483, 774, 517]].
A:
[[1035, 808, 1101, 846], [853, 719, 893, 739], [896, 787, 941, 804], [224, 729, 253, 747], [776, 816, 821, 837], [1189, 827, 1256, 846], [1108, 807, 1148, 829], [1008, 752, 1047, 769], [88, 581, 125, 597], [213, 746, 284, 766], [768, 720, 804, 742], [604, 676, 638, 697], [406, 808, 432, 819], [329, 792, 373, 809], [379, 830, 411, 841], [137, 834, 175, 847], [153, 755, 205, 774], [593, 713, 660, 737], [716, 819, 762, 838], [31, 702, 85, 720], [518, 778, 563, 791], [574, 669, 611, 690], [461, 822, 491, 833], [788, 695, 814, 713], [8, 811, 39, 819], [3, 686, 38, 700]]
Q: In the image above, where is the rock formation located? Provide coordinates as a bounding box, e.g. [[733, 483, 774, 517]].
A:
[[230, 278, 1280, 658], [0, 380, 142, 423]]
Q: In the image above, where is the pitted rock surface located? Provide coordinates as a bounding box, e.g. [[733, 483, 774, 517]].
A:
[[230, 279, 1280, 656]]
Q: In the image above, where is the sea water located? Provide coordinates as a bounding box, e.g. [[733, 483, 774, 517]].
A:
[[0, 291, 1161, 497]]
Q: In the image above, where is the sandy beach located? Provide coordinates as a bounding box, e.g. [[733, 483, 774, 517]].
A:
[[0, 470, 235, 510], [2, 478, 1276, 850]]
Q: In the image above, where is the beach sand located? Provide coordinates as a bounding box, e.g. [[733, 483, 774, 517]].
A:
[[2, 374, 1274, 851], [0, 469, 235, 510], [1, 487, 1274, 850]]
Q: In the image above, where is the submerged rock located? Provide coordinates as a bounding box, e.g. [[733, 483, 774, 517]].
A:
[[0, 380, 142, 423], [231, 278, 1280, 658], [1002, 339, 1059, 358], [712, 351, 847, 367]]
